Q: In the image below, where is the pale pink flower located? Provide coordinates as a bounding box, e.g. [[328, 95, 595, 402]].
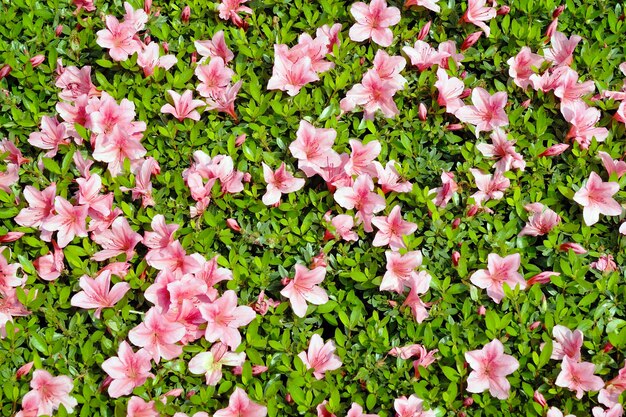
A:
[[470, 253, 526, 303], [127, 396, 158, 417], [161, 90, 205, 121], [330, 215, 359, 242], [21, 370, 77, 416], [137, 42, 177, 77], [372, 50, 407, 90], [28, 116, 70, 157], [553, 68, 595, 104], [465, 339, 519, 399], [404, 0, 440, 13], [91, 217, 142, 261], [42, 197, 88, 248], [145, 240, 203, 274], [477, 129, 525, 172], [591, 254, 618, 272], [507, 47, 545, 90], [267, 47, 318, 97], [15, 183, 56, 230], [195, 31, 234, 64], [0, 247, 23, 291], [121, 157, 158, 207], [403, 40, 448, 71], [345, 139, 381, 176], [195, 58, 234, 98], [341, 71, 400, 119], [346, 403, 378, 417], [550, 325, 583, 361], [394, 395, 436, 417], [123, 2, 148, 31], [334, 174, 386, 232], [469, 168, 510, 206], [252, 290, 280, 316], [438, 40, 465, 68], [317, 401, 336, 417], [189, 342, 246, 386], [70, 270, 130, 318], [435, 68, 465, 114], [462, 0, 497, 36], [75, 174, 111, 217], [261, 162, 305, 205], [102, 341, 153, 398], [389, 344, 432, 360], [432, 171, 458, 208], [199, 290, 256, 349], [403, 272, 431, 323], [55, 65, 99, 101], [96, 16, 142, 62], [518, 202, 561, 236], [143, 214, 178, 250], [92, 124, 147, 177], [411, 347, 438, 378], [33, 241, 64, 281], [544, 32, 582, 67], [381, 250, 423, 293], [598, 151, 626, 179], [573, 171, 621, 226], [373, 160, 412, 193], [547, 407, 576, 417], [317, 23, 342, 54], [562, 100, 608, 149], [455, 88, 509, 136], [556, 356, 605, 399], [128, 307, 186, 362], [289, 120, 340, 177], [371, 205, 417, 250], [298, 334, 342, 379], [349, 0, 401, 47], [593, 404, 624, 417], [217, 0, 252, 28], [204, 80, 243, 120], [214, 388, 267, 417], [280, 264, 328, 317], [72, 0, 95, 13]]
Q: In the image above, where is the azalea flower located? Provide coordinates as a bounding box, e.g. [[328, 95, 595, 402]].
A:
[[195, 31, 234, 64], [435, 69, 465, 114], [349, 0, 401, 47], [28, 116, 70, 157], [544, 32, 582, 67], [550, 325, 583, 361], [462, 0, 497, 36], [42, 197, 89, 248], [371, 205, 417, 250], [15, 183, 57, 231], [298, 334, 342, 379], [21, 370, 78, 416], [161, 90, 205, 121], [199, 290, 256, 349], [346, 403, 378, 417], [143, 214, 178, 250], [372, 50, 407, 90], [33, 240, 64, 281], [374, 160, 412, 193], [477, 129, 525, 172], [573, 171, 621, 226], [127, 396, 158, 417], [195, 58, 234, 98], [329, 214, 359, 242], [128, 307, 186, 363], [91, 217, 142, 261], [334, 174, 386, 232], [317, 401, 336, 417], [92, 124, 147, 177], [217, 0, 252, 28], [432, 171, 458, 208], [598, 151, 626, 179], [556, 356, 605, 399], [507, 47, 545, 90], [70, 270, 130, 318], [403, 272, 431, 323], [267, 47, 318, 96], [189, 342, 246, 385], [470, 253, 526, 303], [404, 0, 440, 13], [289, 120, 340, 177], [465, 339, 519, 399], [591, 254, 618, 273], [547, 407, 576, 417], [455, 87, 509, 136], [137, 42, 177, 77], [344, 139, 380, 177], [261, 162, 305, 205], [403, 40, 448, 71], [95, 16, 142, 62], [381, 250, 423, 293], [553, 68, 595, 104], [519, 203, 561, 236], [469, 168, 510, 206], [214, 387, 267, 417], [562, 101, 609, 149], [145, 240, 203, 274], [101, 341, 154, 398], [280, 264, 329, 317], [341, 70, 400, 119], [394, 395, 436, 417]]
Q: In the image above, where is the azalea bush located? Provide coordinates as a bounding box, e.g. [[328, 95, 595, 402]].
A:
[[1, 0, 626, 416]]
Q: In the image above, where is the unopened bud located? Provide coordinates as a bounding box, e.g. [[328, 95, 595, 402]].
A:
[[181, 5, 190, 23], [452, 218, 461, 229], [418, 103, 427, 121], [235, 134, 246, 147], [553, 5, 565, 18], [55, 24, 63, 37], [417, 21, 431, 41], [461, 31, 482, 51], [0, 65, 11, 79], [497, 5, 510, 15], [452, 251, 460, 267], [226, 218, 241, 232], [144, 0, 152, 14]]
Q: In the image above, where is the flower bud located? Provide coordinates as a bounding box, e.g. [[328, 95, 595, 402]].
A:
[[417, 21, 431, 41], [0, 65, 11, 80], [452, 251, 460, 267], [497, 5, 510, 15], [521, 99, 531, 108], [144, 0, 152, 14], [243, 172, 252, 183], [545, 18, 558, 42], [162, 42, 169, 53], [55, 24, 63, 37], [418, 103, 427, 121], [16, 362, 34, 379], [446, 123, 463, 131], [452, 218, 461, 229], [191, 51, 197, 64], [463, 397, 474, 407], [29, 55, 45, 68], [553, 5, 565, 18], [604, 342, 614, 353], [558, 242, 587, 254], [0, 232, 24, 242], [226, 218, 241, 232], [181, 5, 190, 23], [286, 393, 293, 404], [529, 321, 542, 330], [538, 143, 569, 157], [477, 305, 486, 316], [460, 88, 472, 99], [235, 134, 247, 147], [533, 391, 547, 407], [527, 271, 559, 285], [467, 205, 479, 217], [461, 31, 482, 51], [144, 35, 151, 45]]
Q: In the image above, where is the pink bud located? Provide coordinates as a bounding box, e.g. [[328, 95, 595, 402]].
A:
[[418, 103, 427, 121], [55, 24, 63, 37], [143, 0, 152, 14], [452, 218, 461, 229], [521, 99, 531, 108], [235, 134, 247, 147], [452, 251, 460, 267], [99, 375, 113, 393], [181, 5, 190, 23], [460, 70, 467, 79], [559, 242, 587, 254], [186, 390, 196, 399], [459, 413, 466, 417], [533, 391, 547, 407], [29, 55, 45, 68], [461, 31, 482, 51], [243, 172, 252, 183], [16, 362, 34, 379], [604, 342, 614, 353], [417, 21, 431, 41], [144, 35, 152, 45], [281, 277, 291, 286], [463, 397, 474, 407], [162, 42, 169, 53], [538, 143, 569, 157], [545, 18, 558, 42], [388, 300, 398, 307], [311, 251, 327, 268], [0, 232, 24, 242], [286, 393, 293, 404], [0, 65, 11, 80], [446, 123, 463, 131], [527, 271, 559, 285], [529, 321, 542, 331], [477, 305, 486, 316], [553, 5, 565, 18], [497, 5, 510, 15], [252, 365, 269, 375], [460, 88, 472, 99], [226, 218, 241, 232], [466, 205, 479, 217], [163, 388, 183, 398], [191, 51, 197, 64], [323, 229, 335, 241]]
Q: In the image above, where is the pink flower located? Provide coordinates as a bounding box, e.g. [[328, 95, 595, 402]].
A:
[[102, 341, 153, 398], [507, 47, 545, 90], [195, 31, 234, 64], [334, 174, 386, 232], [394, 395, 436, 417], [559, 242, 587, 254], [72, 0, 95, 12], [403, 272, 432, 323], [146, 239, 203, 273], [372, 50, 407, 90], [205, 80, 242, 120], [340, 71, 400, 119], [280, 264, 328, 317], [550, 325, 583, 361], [0, 246, 23, 291], [127, 396, 158, 417], [143, 214, 178, 250], [16, 362, 34, 379], [28, 116, 70, 157], [438, 40, 465, 68], [209, 391, 266, 417], [33, 241, 64, 281], [70, 270, 130, 318], [189, 342, 246, 386], [411, 347, 438, 378], [573, 171, 621, 226], [124, 2, 148, 31], [432, 171, 458, 207], [15, 183, 56, 230], [96, 16, 142, 62], [317, 401, 336, 417], [544, 32, 582, 67], [374, 160, 412, 193], [476, 129, 525, 172], [128, 307, 186, 363], [462, 0, 497, 36], [403, 40, 448, 71], [21, 370, 78, 416], [261, 163, 305, 205], [199, 290, 256, 349], [42, 197, 88, 248], [455, 88, 508, 136], [556, 356, 605, 399], [381, 250, 423, 293], [404, 0, 440, 13], [217, 0, 252, 28], [470, 253, 526, 303], [538, 143, 569, 157], [469, 168, 510, 206], [547, 407, 576, 417], [591, 254, 618, 272], [553, 68, 595, 104], [55, 65, 99, 101], [345, 139, 381, 176], [91, 217, 142, 261], [330, 214, 359, 242], [161, 90, 205, 121], [92, 124, 147, 176], [298, 333, 342, 379], [195, 58, 234, 98], [593, 405, 624, 417], [598, 151, 626, 179], [346, 403, 378, 417], [465, 339, 519, 399], [349, 0, 401, 47], [267, 47, 318, 97], [518, 202, 561, 236], [137, 42, 177, 77], [435, 69, 465, 114], [371, 205, 417, 250], [289, 120, 340, 177]]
